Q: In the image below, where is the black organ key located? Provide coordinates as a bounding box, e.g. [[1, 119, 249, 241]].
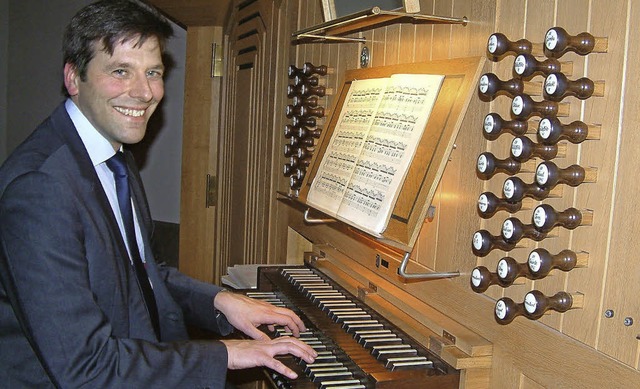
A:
[[251, 267, 455, 387]]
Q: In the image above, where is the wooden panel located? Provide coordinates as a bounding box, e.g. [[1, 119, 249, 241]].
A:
[[592, 0, 640, 365], [178, 26, 221, 283]]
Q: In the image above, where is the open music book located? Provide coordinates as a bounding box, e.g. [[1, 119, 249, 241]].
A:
[[307, 73, 444, 236]]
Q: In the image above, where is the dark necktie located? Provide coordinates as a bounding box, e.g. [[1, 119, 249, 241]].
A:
[[106, 151, 160, 340]]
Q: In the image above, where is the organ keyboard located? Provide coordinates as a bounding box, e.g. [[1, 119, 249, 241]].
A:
[[246, 266, 461, 389]]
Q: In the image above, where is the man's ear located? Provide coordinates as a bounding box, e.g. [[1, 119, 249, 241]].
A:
[[63, 63, 80, 96]]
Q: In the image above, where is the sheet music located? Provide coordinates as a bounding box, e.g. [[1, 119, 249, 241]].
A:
[[307, 74, 444, 235]]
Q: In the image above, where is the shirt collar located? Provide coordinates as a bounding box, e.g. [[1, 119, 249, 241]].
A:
[[65, 98, 118, 166]]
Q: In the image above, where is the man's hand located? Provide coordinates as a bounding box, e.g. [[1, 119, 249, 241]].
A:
[[214, 291, 307, 340], [221, 337, 317, 379]]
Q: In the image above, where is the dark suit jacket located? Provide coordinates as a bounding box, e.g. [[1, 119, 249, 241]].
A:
[[0, 103, 233, 388]]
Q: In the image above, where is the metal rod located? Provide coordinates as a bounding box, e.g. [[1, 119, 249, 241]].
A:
[[303, 208, 337, 224], [398, 252, 460, 280]]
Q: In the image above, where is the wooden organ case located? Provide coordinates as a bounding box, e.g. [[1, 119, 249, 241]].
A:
[[275, 1, 640, 388], [149, 0, 640, 388]]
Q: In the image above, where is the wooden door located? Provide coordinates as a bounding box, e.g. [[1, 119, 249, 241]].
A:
[[178, 26, 224, 283], [217, 0, 275, 271]]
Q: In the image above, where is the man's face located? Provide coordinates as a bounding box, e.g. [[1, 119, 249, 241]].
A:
[[64, 36, 165, 151]]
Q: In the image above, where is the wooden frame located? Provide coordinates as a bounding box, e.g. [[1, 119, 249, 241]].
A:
[[299, 57, 485, 250], [320, 0, 404, 22]]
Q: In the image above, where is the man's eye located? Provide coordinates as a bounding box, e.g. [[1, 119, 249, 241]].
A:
[[113, 69, 127, 77], [147, 70, 163, 78]]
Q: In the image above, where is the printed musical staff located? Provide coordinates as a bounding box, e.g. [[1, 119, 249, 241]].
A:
[[307, 73, 444, 235]]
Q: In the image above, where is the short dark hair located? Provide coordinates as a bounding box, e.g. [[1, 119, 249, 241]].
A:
[[63, 0, 173, 81]]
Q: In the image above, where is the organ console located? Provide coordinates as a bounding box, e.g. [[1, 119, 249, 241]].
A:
[[537, 117, 601, 144], [472, 229, 517, 257], [477, 73, 540, 101], [534, 161, 597, 189], [513, 53, 572, 79], [511, 94, 570, 120], [543, 27, 608, 58], [477, 192, 534, 218], [476, 152, 533, 180], [531, 204, 593, 233], [247, 266, 461, 388], [486, 32, 542, 59], [482, 113, 530, 140], [543, 73, 604, 101], [501, 217, 549, 244], [527, 248, 589, 278], [510, 136, 565, 162]]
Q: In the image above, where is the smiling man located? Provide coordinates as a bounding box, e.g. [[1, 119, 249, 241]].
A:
[[0, 1, 315, 387]]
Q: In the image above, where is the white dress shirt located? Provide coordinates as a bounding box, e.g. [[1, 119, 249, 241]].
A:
[[65, 99, 147, 264]]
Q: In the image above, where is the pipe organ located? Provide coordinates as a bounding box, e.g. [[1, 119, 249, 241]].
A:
[[269, 1, 640, 387], [149, 0, 640, 387]]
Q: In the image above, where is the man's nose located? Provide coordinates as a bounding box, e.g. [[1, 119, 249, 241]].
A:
[[130, 75, 154, 102]]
